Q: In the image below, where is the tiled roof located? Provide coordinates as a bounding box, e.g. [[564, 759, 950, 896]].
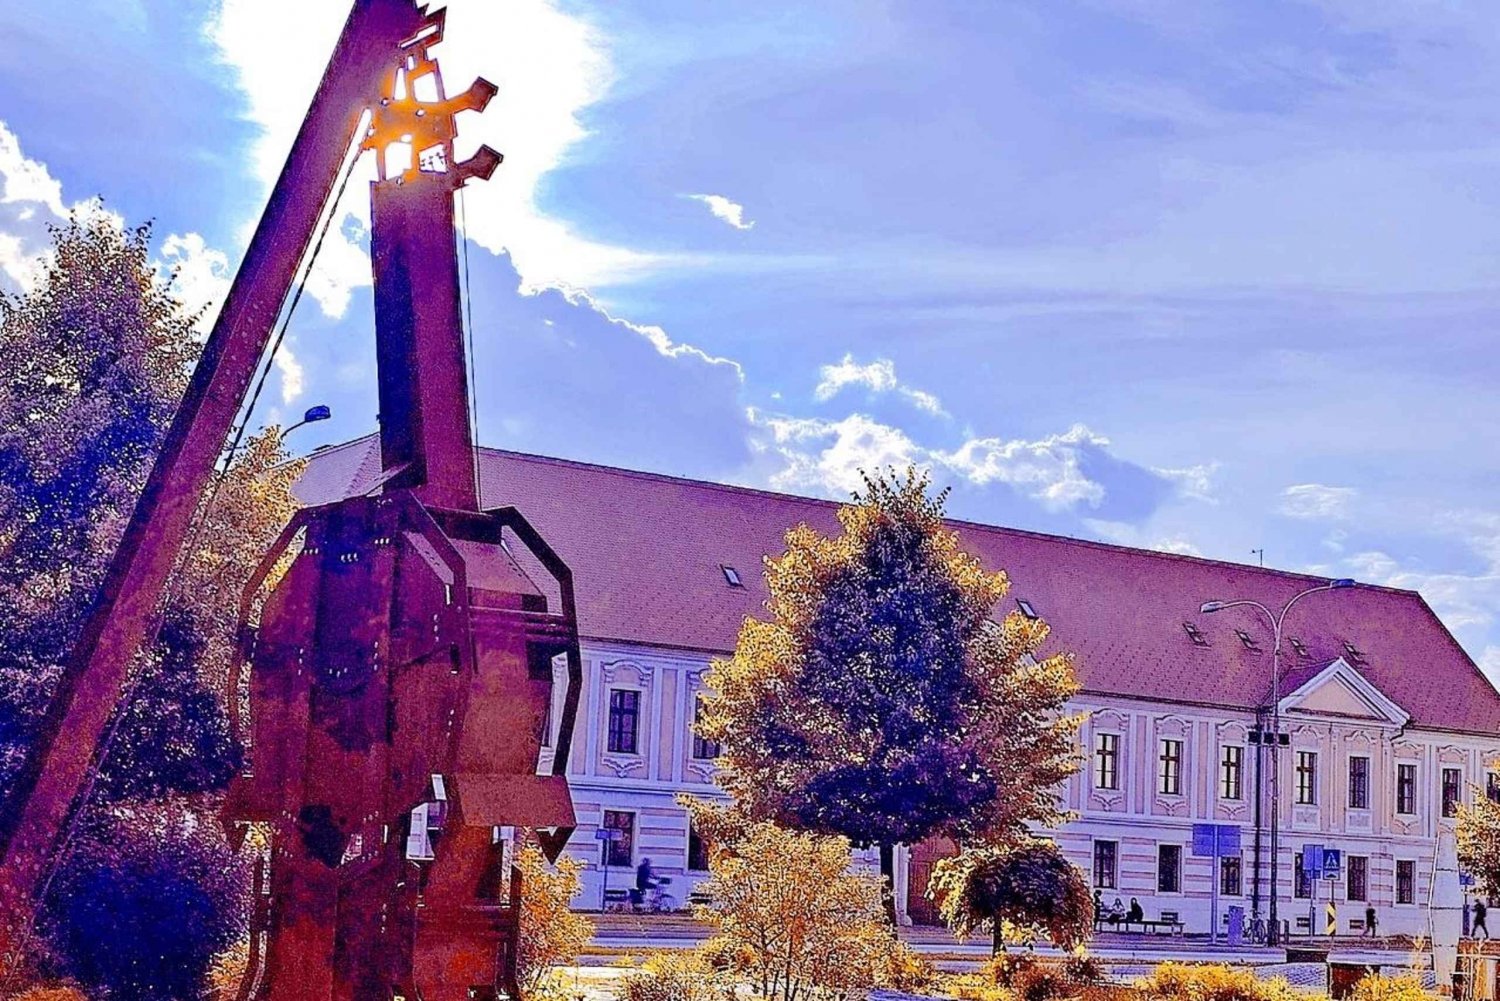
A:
[[298, 436, 1500, 736]]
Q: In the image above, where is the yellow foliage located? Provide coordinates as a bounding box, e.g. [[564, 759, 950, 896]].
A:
[[204, 936, 250, 1000], [614, 949, 736, 1001], [11, 987, 89, 1001], [697, 467, 1084, 855], [1347, 972, 1433, 1001], [880, 940, 939, 994], [1138, 962, 1297, 1001], [694, 820, 897, 1000], [1459, 792, 1500, 899], [516, 844, 595, 999]]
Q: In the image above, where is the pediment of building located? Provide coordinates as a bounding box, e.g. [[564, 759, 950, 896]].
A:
[[1278, 657, 1409, 729]]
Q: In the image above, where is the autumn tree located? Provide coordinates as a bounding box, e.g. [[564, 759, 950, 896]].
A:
[[694, 819, 897, 1001], [0, 213, 300, 997], [698, 469, 1082, 912], [515, 843, 594, 1000], [927, 839, 1094, 955], [1459, 793, 1500, 899]]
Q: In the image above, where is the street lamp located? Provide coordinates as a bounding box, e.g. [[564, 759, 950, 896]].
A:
[[1200, 578, 1355, 947], [283, 404, 332, 437]]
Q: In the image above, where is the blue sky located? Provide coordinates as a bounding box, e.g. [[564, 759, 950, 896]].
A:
[[5, 0, 1500, 681]]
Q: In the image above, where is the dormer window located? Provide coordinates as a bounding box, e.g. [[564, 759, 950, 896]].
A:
[[1289, 637, 1309, 658], [1235, 629, 1261, 652], [1183, 622, 1209, 647], [720, 564, 743, 588], [1342, 640, 1366, 664], [1016, 598, 1039, 619]]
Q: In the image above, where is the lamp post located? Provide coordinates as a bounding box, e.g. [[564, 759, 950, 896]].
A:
[[282, 404, 332, 438], [1200, 577, 1355, 947]]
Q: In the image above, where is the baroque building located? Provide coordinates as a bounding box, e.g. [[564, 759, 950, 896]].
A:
[[302, 437, 1500, 935]]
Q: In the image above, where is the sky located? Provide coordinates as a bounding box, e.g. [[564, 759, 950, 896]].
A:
[[4, 0, 1500, 683]]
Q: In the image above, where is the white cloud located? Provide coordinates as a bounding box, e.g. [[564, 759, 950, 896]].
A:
[[1479, 647, 1500, 689], [755, 412, 1124, 513], [159, 232, 231, 333], [275, 345, 305, 406], [1154, 462, 1218, 503], [0, 123, 66, 220], [813, 353, 946, 416], [759, 412, 922, 496], [1280, 483, 1357, 520], [1086, 519, 1204, 556], [206, 0, 660, 310], [0, 122, 220, 319], [1343, 546, 1500, 637], [684, 193, 755, 231], [939, 424, 1109, 510]]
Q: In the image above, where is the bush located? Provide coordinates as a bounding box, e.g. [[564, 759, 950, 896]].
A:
[[616, 950, 736, 1001], [40, 803, 247, 1001], [880, 941, 938, 994], [1348, 973, 1432, 1001], [516, 844, 595, 999], [942, 975, 1017, 1001], [13, 987, 89, 1001], [694, 821, 898, 1000], [983, 952, 1039, 987], [1138, 962, 1296, 1001], [1014, 962, 1070, 1001], [1063, 953, 1105, 986]]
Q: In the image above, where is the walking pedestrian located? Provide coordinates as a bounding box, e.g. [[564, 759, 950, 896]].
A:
[[1476, 899, 1489, 940], [1364, 905, 1377, 938]]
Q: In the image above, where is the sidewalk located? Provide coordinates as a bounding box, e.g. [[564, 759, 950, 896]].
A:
[[583, 913, 1420, 968]]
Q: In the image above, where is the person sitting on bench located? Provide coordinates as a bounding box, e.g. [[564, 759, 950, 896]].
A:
[[1127, 897, 1144, 924]]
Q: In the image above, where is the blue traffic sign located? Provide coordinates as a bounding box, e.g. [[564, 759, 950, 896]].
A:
[[1322, 849, 1342, 879], [1193, 823, 1242, 858], [1302, 844, 1325, 875]]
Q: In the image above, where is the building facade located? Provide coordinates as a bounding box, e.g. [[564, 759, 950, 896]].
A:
[[303, 438, 1500, 936]]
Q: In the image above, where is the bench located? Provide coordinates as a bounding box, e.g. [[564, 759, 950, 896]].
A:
[[1096, 912, 1184, 935], [687, 889, 712, 908], [1295, 916, 1312, 933], [602, 888, 630, 911]]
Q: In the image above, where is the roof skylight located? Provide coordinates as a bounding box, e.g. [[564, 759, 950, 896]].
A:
[[720, 564, 743, 588]]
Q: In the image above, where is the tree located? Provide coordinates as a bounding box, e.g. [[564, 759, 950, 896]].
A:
[[0, 213, 199, 793], [514, 843, 594, 999], [697, 469, 1082, 913], [926, 840, 1094, 955], [693, 819, 897, 1001], [1458, 792, 1500, 899], [0, 213, 300, 996]]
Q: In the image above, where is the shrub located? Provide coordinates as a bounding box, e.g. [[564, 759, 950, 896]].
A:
[[983, 952, 1039, 987], [1063, 953, 1105, 986], [694, 820, 898, 1000], [615, 950, 736, 1001], [516, 843, 595, 999], [942, 975, 1018, 1001], [40, 802, 247, 1001], [880, 941, 939, 994], [1348, 973, 1432, 1001], [13, 987, 89, 1001], [970, 953, 1102, 1001], [1014, 962, 1070, 1001], [1137, 962, 1296, 1001]]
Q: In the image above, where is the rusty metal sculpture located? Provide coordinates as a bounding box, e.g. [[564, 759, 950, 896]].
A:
[[0, 3, 579, 999]]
